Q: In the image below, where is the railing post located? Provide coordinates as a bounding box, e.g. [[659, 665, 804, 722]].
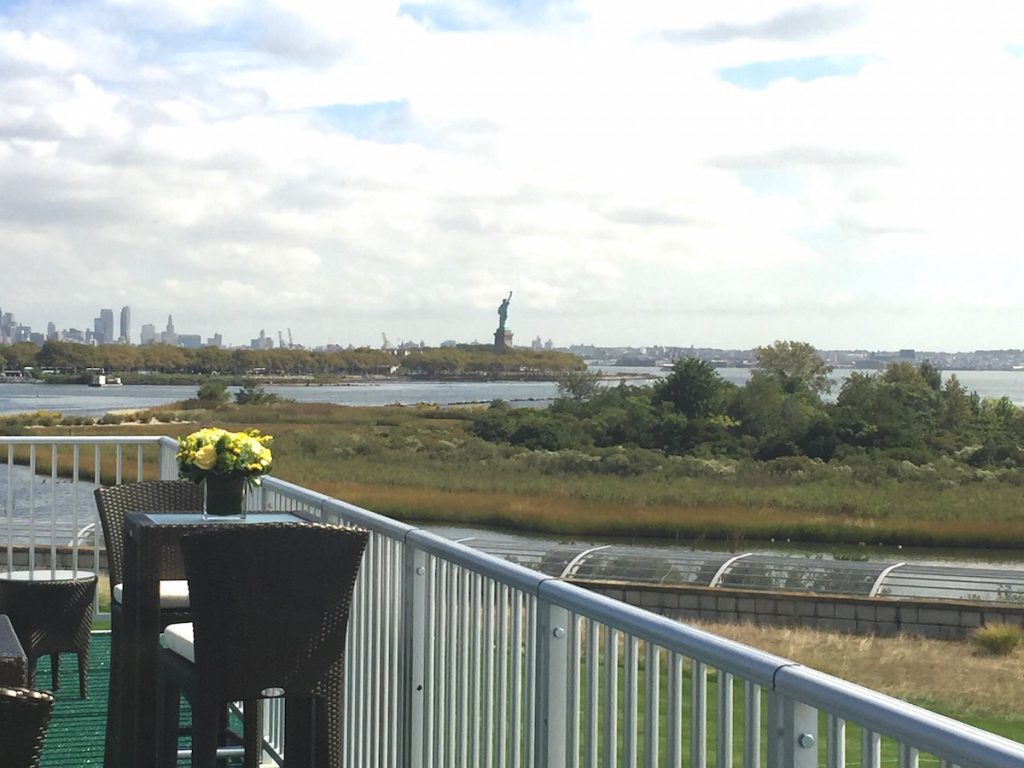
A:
[[402, 544, 429, 768], [766, 692, 817, 768], [534, 596, 570, 768], [158, 438, 178, 480]]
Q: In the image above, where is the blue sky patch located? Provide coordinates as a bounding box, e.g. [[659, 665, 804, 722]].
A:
[[1007, 43, 1024, 57], [399, 0, 582, 31], [736, 168, 807, 198], [719, 55, 869, 90], [315, 100, 414, 142]]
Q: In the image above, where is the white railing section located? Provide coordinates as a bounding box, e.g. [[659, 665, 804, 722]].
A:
[[261, 475, 1024, 768], [1, 435, 1023, 767], [0, 435, 177, 618]]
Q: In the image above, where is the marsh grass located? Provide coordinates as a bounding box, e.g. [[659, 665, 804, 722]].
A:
[[692, 620, 1024, 721], [14, 401, 1024, 548]]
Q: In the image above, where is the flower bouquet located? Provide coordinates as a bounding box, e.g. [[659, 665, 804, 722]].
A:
[[176, 427, 273, 516]]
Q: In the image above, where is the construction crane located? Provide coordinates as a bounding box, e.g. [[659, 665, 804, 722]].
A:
[[381, 332, 390, 350]]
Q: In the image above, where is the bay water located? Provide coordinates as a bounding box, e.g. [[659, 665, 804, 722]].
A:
[[4, 367, 1024, 417]]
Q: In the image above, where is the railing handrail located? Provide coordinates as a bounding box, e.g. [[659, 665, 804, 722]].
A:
[[0, 436, 168, 444], [777, 664, 1024, 766]]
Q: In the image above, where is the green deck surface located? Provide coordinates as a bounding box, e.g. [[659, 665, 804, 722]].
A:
[[39, 632, 240, 768], [37, 632, 110, 767]]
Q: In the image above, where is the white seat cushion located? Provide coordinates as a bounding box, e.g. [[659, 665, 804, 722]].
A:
[[112, 579, 190, 608], [162, 622, 195, 662]]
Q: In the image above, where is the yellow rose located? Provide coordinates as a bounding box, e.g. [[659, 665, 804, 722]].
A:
[[194, 444, 218, 470]]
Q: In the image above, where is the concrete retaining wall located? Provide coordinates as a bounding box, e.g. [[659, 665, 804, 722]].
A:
[[573, 578, 1024, 639]]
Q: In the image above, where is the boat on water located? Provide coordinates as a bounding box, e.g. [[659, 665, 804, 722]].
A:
[[88, 374, 123, 387]]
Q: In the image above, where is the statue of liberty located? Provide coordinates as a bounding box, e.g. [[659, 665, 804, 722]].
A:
[[494, 291, 513, 351], [497, 291, 513, 331]]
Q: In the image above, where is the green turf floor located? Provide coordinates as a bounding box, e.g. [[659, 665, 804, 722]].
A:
[[37, 632, 110, 767], [38, 632, 243, 768]]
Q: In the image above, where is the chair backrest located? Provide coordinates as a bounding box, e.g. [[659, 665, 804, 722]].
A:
[[93, 480, 204, 586], [182, 523, 368, 702], [0, 686, 55, 768]]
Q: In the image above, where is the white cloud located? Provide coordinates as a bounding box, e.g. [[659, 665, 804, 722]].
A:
[[1, 1, 1024, 349]]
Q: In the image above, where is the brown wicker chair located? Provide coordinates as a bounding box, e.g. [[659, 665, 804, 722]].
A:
[[158, 522, 368, 768], [94, 479, 204, 768], [0, 686, 55, 768], [94, 480, 205, 592], [0, 572, 96, 697]]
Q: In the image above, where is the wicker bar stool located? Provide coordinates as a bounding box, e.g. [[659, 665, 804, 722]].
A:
[[158, 523, 368, 768], [0, 571, 96, 698], [0, 686, 56, 768], [94, 480, 204, 768]]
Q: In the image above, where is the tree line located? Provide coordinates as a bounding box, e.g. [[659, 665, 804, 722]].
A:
[[471, 340, 1024, 468], [0, 341, 585, 379]]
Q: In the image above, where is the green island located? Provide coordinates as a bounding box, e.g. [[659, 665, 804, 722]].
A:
[[1, 339, 585, 383]]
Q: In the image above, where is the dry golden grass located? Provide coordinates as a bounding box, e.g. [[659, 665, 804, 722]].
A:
[[691, 620, 1024, 717]]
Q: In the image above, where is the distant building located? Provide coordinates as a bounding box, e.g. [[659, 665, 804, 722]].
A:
[[98, 308, 114, 344], [160, 315, 177, 345], [178, 334, 202, 349], [206, 333, 223, 348], [119, 306, 131, 344], [46, 322, 56, 341], [140, 324, 156, 345], [250, 329, 273, 350]]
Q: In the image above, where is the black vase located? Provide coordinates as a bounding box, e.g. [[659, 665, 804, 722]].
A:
[[202, 474, 246, 517]]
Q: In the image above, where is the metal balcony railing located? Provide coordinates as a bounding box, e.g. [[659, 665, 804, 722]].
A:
[[2, 434, 1023, 767]]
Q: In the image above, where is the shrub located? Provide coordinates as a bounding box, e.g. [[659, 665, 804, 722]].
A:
[[969, 624, 1022, 656], [60, 414, 95, 426], [235, 383, 281, 405], [196, 380, 230, 404]]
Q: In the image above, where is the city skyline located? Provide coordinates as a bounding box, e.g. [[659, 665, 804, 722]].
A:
[[2, 3, 1024, 349], [9, 297, 1024, 367]]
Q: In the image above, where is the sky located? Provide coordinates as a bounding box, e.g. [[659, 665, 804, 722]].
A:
[[1, 1, 1023, 351]]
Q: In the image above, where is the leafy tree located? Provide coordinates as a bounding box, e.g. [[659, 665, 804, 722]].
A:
[[654, 358, 731, 418], [729, 372, 832, 459], [1, 342, 39, 371], [557, 370, 602, 402], [834, 363, 939, 456], [919, 359, 942, 391], [753, 341, 834, 397], [938, 374, 974, 431]]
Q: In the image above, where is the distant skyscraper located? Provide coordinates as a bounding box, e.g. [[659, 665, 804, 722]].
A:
[[98, 308, 114, 344], [161, 315, 177, 345], [47, 321, 56, 341], [140, 324, 155, 345], [119, 306, 131, 344]]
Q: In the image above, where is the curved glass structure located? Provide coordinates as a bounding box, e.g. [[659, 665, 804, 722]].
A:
[[455, 536, 1024, 604]]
